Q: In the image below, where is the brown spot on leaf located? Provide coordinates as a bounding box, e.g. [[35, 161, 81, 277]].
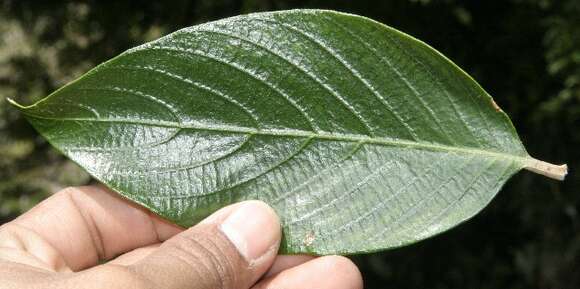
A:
[[491, 99, 501, 111], [303, 231, 315, 246]]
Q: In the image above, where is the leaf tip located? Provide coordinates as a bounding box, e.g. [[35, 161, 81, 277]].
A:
[[525, 158, 568, 181]]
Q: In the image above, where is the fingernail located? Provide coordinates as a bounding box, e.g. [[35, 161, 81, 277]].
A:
[[219, 201, 281, 263]]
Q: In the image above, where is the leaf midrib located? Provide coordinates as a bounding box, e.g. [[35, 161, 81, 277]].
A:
[[22, 111, 529, 165]]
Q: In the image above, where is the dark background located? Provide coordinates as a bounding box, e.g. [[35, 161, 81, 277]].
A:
[[0, 0, 578, 288]]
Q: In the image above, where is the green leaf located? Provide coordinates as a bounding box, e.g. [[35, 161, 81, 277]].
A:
[[10, 9, 567, 255]]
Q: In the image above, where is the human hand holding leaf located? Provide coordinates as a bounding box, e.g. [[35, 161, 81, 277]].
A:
[[10, 10, 567, 255]]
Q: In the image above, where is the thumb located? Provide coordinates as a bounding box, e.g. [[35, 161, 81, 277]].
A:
[[131, 201, 281, 289]]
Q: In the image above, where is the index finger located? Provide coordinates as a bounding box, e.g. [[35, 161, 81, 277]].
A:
[[0, 185, 182, 271]]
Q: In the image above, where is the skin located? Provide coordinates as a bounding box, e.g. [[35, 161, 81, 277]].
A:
[[0, 185, 363, 289]]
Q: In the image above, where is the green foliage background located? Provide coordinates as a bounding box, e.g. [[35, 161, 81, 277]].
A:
[[0, 0, 578, 288]]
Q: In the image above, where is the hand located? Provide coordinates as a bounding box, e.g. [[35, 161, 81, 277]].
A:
[[0, 186, 363, 289]]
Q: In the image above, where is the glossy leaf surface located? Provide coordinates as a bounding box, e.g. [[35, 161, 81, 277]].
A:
[[11, 10, 566, 254]]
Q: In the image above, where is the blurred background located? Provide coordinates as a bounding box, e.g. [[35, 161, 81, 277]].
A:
[[0, 0, 578, 288]]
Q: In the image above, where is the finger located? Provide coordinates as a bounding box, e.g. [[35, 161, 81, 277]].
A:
[[263, 255, 315, 278], [252, 256, 363, 289], [109, 230, 309, 269], [107, 244, 161, 266], [107, 201, 244, 267], [0, 186, 183, 271], [127, 200, 281, 289], [110, 252, 313, 275]]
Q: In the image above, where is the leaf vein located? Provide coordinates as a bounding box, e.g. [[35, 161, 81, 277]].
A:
[[145, 45, 320, 133], [272, 141, 364, 205], [287, 155, 396, 226], [193, 27, 375, 137], [320, 16, 422, 142], [365, 153, 477, 242], [21, 112, 528, 167], [110, 64, 262, 128], [123, 134, 252, 176], [252, 18, 386, 137], [419, 157, 506, 232], [378, 28, 475, 145]]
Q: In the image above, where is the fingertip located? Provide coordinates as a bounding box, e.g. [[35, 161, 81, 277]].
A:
[[219, 200, 281, 265], [253, 255, 363, 289], [321, 256, 364, 289]]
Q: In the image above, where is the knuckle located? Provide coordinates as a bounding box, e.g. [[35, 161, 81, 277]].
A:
[[91, 265, 150, 289], [167, 231, 241, 289], [57, 186, 95, 198], [55, 186, 80, 199], [59, 186, 80, 194]]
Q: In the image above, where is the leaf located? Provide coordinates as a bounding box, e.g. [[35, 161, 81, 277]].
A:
[[9, 9, 567, 255]]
